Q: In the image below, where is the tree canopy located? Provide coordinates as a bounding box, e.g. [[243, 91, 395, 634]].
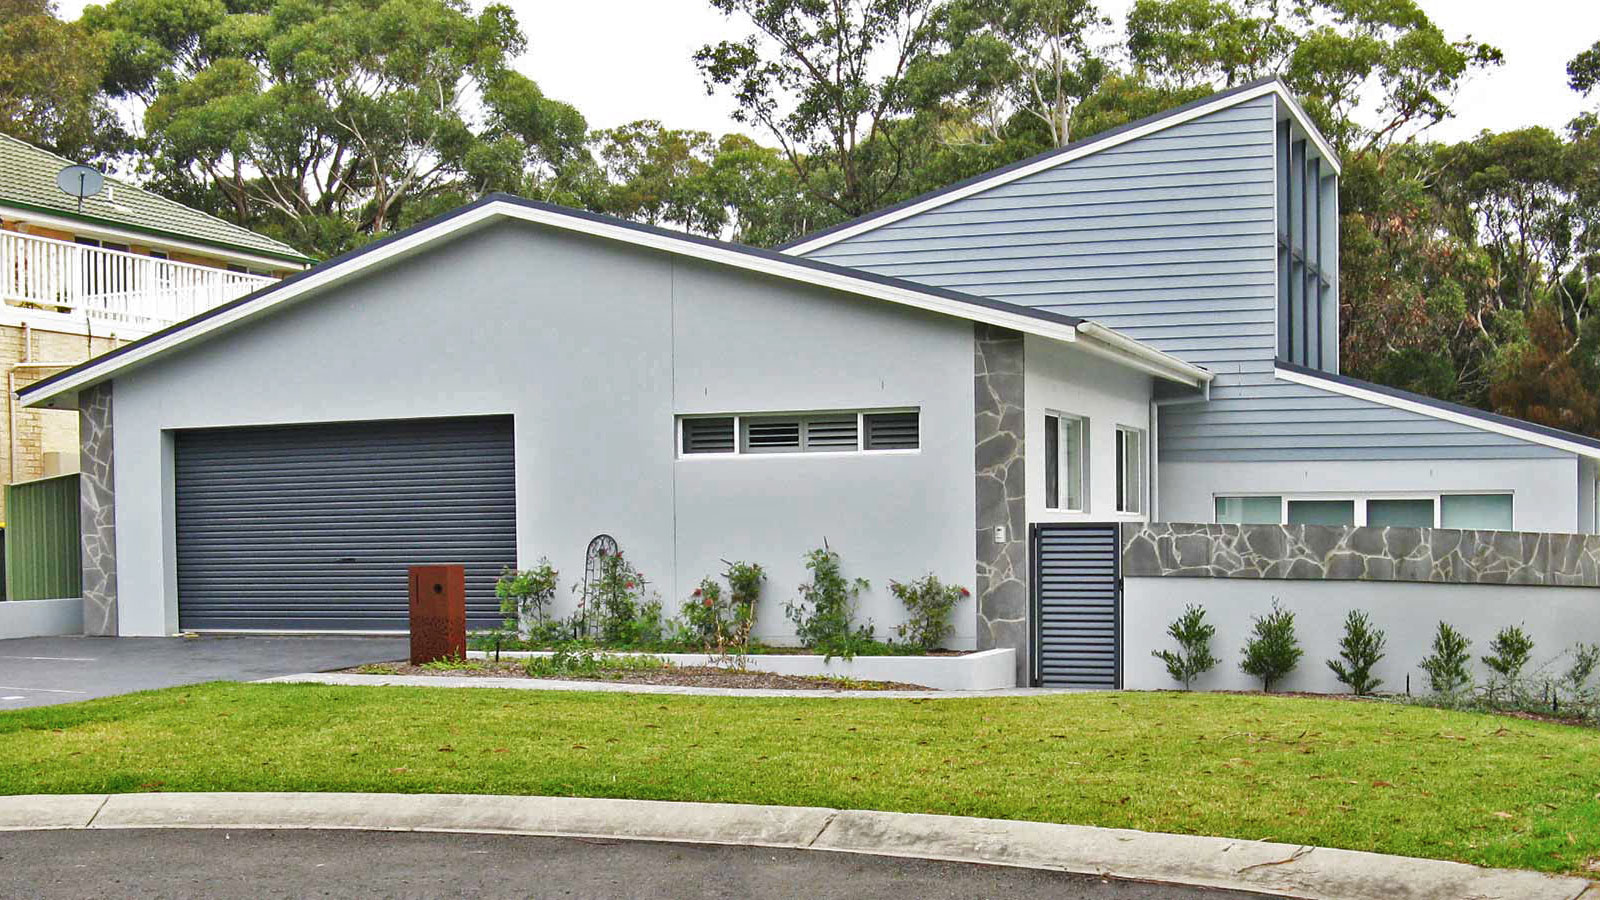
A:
[[2, 0, 1596, 436]]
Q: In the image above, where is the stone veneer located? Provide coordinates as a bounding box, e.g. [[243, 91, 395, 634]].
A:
[[78, 382, 117, 635], [974, 324, 1028, 682], [1122, 522, 1600, 587]]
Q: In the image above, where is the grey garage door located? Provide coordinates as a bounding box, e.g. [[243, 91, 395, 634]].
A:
[[175, 416, 516, 631], [1033, 523, 1121, 688]]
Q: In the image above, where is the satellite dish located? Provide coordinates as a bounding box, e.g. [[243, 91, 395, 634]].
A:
[[56, 164, 105, 212]]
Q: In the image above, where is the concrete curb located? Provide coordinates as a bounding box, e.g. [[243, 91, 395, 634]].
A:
[[0, 793, 1590, 900], [256, 672, 1068, 698]]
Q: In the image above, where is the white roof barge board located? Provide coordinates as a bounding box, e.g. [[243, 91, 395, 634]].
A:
[[781, 78, 1337, 257], [19, 195, 1211, 411]]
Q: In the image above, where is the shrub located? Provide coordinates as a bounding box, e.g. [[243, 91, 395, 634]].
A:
[[524, 644, 669, 679], [1482, 625, 1534, 703], [682, 577, 724, 645], [785, 544, 875, 660], [1151, 604, 1218, 690], [1565, 642, 1600, 696], [495, 560, 559, 637], [1239, 600, 1303, 692], [1326, 609, 1387, 696], [1419, 621, 1473, 695], [587, 551, 663, 646], [722, 560, 766, 653], [889, 575, 966, 652]]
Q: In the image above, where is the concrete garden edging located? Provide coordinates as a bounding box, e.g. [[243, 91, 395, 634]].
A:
[[466, 647, 1017, 691], [0, 792, 1589, 900], [0, 597, 83, 640]]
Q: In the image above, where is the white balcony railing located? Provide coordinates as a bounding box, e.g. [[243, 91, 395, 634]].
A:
[[1, 230, 279, 335]]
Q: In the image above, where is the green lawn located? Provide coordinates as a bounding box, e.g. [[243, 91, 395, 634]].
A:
[[3, 684, 1598, 875]]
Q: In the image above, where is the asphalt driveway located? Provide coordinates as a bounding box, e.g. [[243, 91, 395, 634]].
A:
[[0, 634, 408, 709]]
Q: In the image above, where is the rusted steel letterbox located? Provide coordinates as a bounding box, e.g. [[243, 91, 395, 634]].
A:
[[409, 564, 466, 665]]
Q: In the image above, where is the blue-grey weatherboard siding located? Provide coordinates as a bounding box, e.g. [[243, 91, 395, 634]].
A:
[[802, 94, 1570, 462]]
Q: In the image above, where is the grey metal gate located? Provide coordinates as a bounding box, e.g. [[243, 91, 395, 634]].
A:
[[1032, 523, 1121, 688], [174, 416, 516, 631]]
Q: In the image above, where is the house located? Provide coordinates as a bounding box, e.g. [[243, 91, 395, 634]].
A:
[[15, 79, 1599, 688], [0, 133, 310, 515]]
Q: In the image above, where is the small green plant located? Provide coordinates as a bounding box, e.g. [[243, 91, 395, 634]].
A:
[[722, 560, 766, 655], [583, 551, 665, 647], [495, 560, 559, 637], [419, 655, 483, 672], [889, 575, 967, 652], [523, 644, 669, 679], [1326, 609, 1387, 696], [1482, 625, 1534, 704], [1152, 604, 1218, 690], [1420, 621, 1473, 695], [351, 663, 400, 675], [1239, 600, 1303, 692], [682, 577, 725, 645], [1565, 642, 1600, 695], [785, 543, 875, 660]]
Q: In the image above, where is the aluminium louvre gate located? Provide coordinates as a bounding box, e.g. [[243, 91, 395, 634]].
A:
[[1032, 523, 1122, 688]]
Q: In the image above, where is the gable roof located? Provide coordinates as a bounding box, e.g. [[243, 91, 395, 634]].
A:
[[19, 194, 1211, 410], [781, 77, 1339, 256], [0, 133, 311, 265], [1275, 361, 1600, 460]]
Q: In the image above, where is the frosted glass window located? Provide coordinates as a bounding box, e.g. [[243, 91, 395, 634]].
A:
[[1287, 499, 1354, 526], [1215, 496, 1282, 524], [1367, 498, 1435, 527], [1440, 494, 1513, 530]]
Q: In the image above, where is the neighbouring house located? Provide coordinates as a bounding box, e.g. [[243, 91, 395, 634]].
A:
[[0, 133, 310, 521], [15, 79, 1600, 691]]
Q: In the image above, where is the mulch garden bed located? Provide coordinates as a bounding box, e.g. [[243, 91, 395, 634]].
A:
[[342, 661, 933, 692]]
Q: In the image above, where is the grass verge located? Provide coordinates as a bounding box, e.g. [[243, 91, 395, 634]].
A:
[[2, 684, 1597, 874]]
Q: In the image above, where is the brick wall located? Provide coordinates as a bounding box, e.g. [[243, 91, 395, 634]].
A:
[[0, 324, 122, 523]]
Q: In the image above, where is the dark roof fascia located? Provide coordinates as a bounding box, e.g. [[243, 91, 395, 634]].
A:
[[20, 193, 1086, 403], [775, 77, 1288, 252], [0, 197, 313, 265], [1276, 359, 1600, 453]]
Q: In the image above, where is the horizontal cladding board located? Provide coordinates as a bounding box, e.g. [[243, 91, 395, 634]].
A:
[[175, 416, 517, 631], [864, 244, 1274, 278], [1162, 445, 1565, 462], [911, 181, 1274, 217], [973, 163, 1272, 200], [847, 208, 1274, 247], [933, 269, 1273, 296], [1161, 430, 1545, 450], [821, 228, 1273, 266], [903, 194, 1272, 228], [894, 258, 1273, 291]]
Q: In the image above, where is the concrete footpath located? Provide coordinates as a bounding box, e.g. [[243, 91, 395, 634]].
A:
[[0, 793, 1591, 900]]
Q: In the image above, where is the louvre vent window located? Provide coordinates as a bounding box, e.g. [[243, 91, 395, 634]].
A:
[[804, 416, 860, 450], [679, 409, 917, 457], [864, 412, 918, 450], [682, 417, 735, 454], [743, 418, 802, 452]]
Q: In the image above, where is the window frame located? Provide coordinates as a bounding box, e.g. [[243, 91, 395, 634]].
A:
[[1212, 491, 1515, 529], [676, 408, 920, 460], [1114, 425, 1146, 515], [1043, 411, 1089, 513]]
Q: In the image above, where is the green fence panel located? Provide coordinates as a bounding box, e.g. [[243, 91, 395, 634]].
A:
[[5, 474, 81, 601]]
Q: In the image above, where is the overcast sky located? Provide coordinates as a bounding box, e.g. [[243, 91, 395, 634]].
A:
[[57, 0, 1600, 144], [509, 0, 1600, 144]]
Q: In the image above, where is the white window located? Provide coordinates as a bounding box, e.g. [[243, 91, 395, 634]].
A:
[[1212, 492, 1513, 529], [1115, 426, 1145, 514], [678, 409, 918, 458], [1215, 496, 1282, 524], [1044, 413, 1087, 512]]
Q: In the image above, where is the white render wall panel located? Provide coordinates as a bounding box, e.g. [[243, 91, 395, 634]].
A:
[[1125, 577, 1600, 692], [108, 221, 979, 638]]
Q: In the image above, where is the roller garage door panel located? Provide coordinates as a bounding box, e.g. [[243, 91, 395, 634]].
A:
[[175, 416, 516, 631]]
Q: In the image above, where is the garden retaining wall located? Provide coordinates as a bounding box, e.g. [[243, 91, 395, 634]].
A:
[[468, 647, 1017, 691], [0, 596, 84, 640], [1119, 523, 1600, 693]]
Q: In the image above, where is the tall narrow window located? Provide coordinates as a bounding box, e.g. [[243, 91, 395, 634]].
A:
[[1044, 414, 1087, 512], [1115, 426, 1144, 514]]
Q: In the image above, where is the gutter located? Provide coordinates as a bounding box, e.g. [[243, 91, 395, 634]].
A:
[[1076, 321, 1213, 388]]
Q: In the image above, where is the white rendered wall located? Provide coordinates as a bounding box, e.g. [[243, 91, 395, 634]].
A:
[[1158, 457, 1584, 533], [1024, 334, 1155, 526], [107, 221, 980, 640], [1125, 577, 1600, 692]]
